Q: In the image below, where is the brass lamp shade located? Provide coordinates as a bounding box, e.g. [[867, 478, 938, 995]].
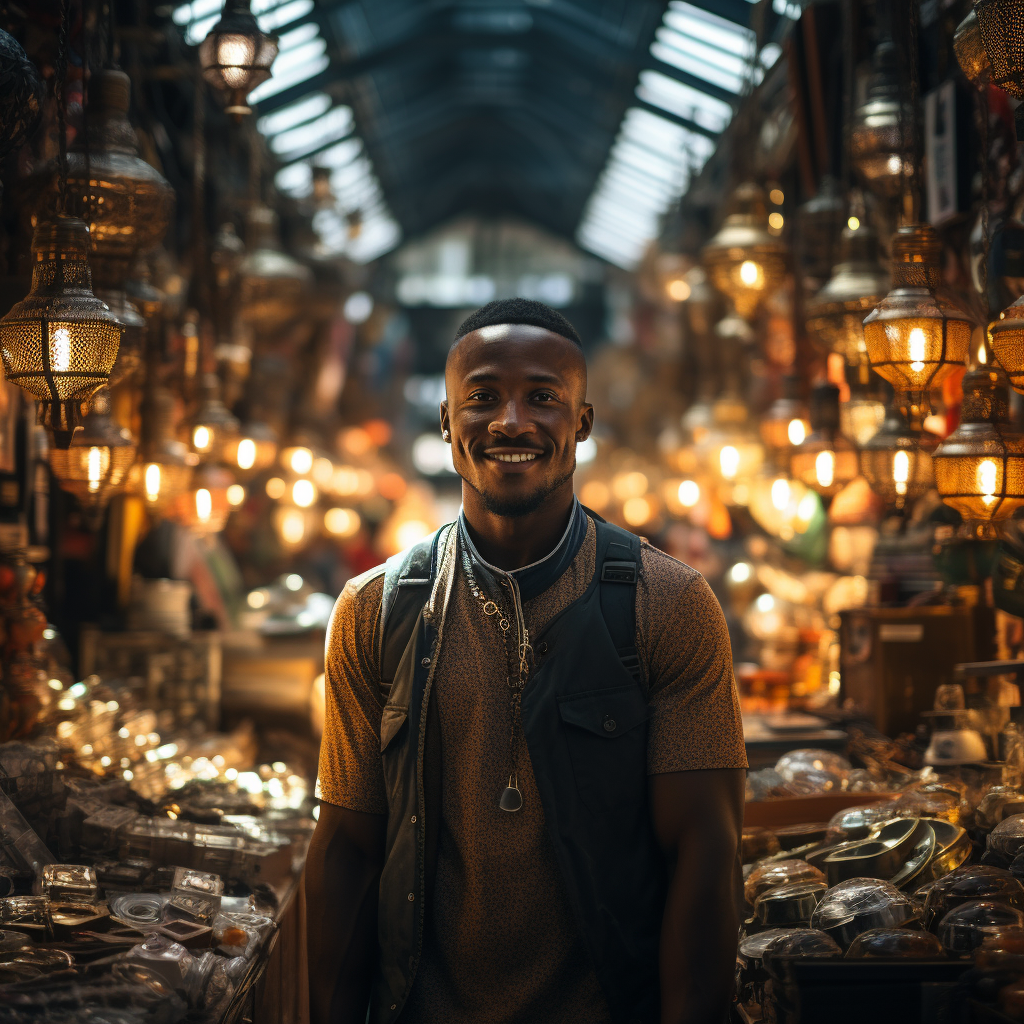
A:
[[701, 182, 787, 320], [790, 382, 860, 497], [177, 462, 235, 535], [0, 217, 121, 448], [806, 217, 889, 365], [760, 376, 810, 461], [863, 224, 975, 425], [238, 205, 312, 334], [933, 365, 1024, 522], [990, 294, 1024, 393], [955, 10, 991, 87], [223, 419, 278, 476], [128, 387, 194, 512], [95, 287, 145, 388], [199, 0, 279, 117], [975, 1, 1024, 109], [859, 407, 935, 510], [189, 372, 239, 460]]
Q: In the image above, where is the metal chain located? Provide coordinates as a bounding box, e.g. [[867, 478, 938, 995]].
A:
[[978, 84, 991, 316], [55, 0, 70, 215]]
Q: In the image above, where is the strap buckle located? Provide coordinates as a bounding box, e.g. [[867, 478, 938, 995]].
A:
[[601, 560, 636, 583]]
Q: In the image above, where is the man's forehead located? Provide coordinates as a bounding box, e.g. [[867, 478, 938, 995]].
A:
[[450, 323, 585, 375]]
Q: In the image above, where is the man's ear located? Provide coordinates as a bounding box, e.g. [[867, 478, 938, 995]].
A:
[[440, 400, 451, 442], [575, 403, 594, 442]]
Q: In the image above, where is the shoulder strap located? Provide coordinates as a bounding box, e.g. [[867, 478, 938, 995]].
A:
[[378, 527, 447, 682], [594, 519, 642, 687]]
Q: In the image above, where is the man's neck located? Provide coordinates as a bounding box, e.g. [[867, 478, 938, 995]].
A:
[[461, 483, 575, 571]]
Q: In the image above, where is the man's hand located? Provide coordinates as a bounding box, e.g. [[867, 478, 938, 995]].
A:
[[305, 802, 387, 1024], [650, 768, 745, 1024]]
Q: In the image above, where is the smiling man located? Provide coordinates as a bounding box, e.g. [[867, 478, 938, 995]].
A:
[[306, 298, 747, 1024]]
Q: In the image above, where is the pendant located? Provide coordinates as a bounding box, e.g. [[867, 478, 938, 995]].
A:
[[499, 774, 523, 812]]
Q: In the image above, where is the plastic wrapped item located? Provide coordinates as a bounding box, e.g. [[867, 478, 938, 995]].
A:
[[186, 950, 234, 1013], [773, 823, 830, 851], [745, 768, 793, 802], [125, 934, 195, 994], [845, 927, 945, 958], [761, 928, 842, 979], [744, 859, 827, 906], [212, 910, 273, 957], [222, 954, 249, 984], [753, 881, 828, 928], [990, 814, 1024, 858], [168, 867, 223, 921], [846, 769, 887, 793], [827, 801, 899, 841], [810, 878, 918, 949], [82, 805, 140, 850], [94, 857, 155, 890], [0, 789, 54, 875], [0, 895, 51, 939], [893, 788, 961, 824], [41, 863, 99, 901], [741, 827, 781, 864], [0, 946, 73, 984], [108, 892, 169, 929], [975, 786, 1024, 830], [736, 928, 796, 1005], [775, 750, 851, 791], [922, 866, 1024, 931], [938, 900, 1024, 954]]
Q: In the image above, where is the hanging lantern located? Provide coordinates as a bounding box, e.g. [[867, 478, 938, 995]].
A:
[[862, 223, 975, 426], [806, 213, 889, 365], [850, 40, 914, 198], [701, 182, 788, 320], [933, 364, 1024, 522], [760, 375, 810, 462], [0, 217, 122, 448], [188, 372, 239, 460], [273, 504, 318, 550], [859, 406, 935, 510], [795, 175, 845, 287], [177, 463, 235, 535], [840, 359, 888, 446], [199, 0, 279, 118], [974, 0, 1024, 134], [955, 9, 991, 87], [0, 29, 44, 204], [238, 205, 312, 335], [989, 294, 1024, 393], [223, 419, 278, 477], [48, 388, 136, 528], [790, 382, 860, 497], [128, 387, 194, 512], [95, 287, 145, 387]]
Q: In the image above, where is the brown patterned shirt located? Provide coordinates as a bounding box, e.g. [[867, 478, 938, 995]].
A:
[[317, 516, 746, 1023]]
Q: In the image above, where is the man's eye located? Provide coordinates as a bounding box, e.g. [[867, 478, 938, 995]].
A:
[[534, 391, 557, 401], [468, 391, 493, 401]]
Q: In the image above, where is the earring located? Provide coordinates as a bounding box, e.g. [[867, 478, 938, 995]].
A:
[[442, 430, 450, 441]]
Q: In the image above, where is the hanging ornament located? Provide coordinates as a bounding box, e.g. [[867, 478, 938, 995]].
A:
[[199, 0, 279, 118], [177, 462, 235, 535], [974, 0, 1024, 135], [238, 205, 312, 335], [0, 29, 45, 205], [188, 372, 239, 461], [759, 375, 810, 463], [859, 406, 935, 511], [933, 364, 1024, 522], [850, 40, 914, 197], [701, 182, 788, 320], [862, 223, 975, 426], [805, 210, 889, 366], [790, 382, 860, 497], [991, 293, 1024, 393], [0, 217, 122, 447], [954, 9, 991, 88], [128, 387, 194, 512], [47, 388, 136, 529]]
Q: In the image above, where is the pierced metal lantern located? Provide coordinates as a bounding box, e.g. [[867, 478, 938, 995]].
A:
[[790, 382, 860, 497], [199, 0, 279, 117], [806, 215, 889, 365], [859, 406, 935, 510], [188, 372, 239, 460], [0, 217, 121, 448], [48, 388, 136, 529], [955, 9, 991, 87], [990, 293, 1024, 393], [128, 387, 194, 513], [975, 0, 1024, 132], [701, 182, 788, 320], [760, 375, 810, 462], [840, 359, 888, 446], [238, 205, 312, 334], [933, 365, 1024, 522], [177, 462, 235, 535], [863, 223, 975, 426], [95, 287, 145, 387], [223, 418, 278, 476]]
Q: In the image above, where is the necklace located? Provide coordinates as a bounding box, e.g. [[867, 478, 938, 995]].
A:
[[460, 543, 532, 813]]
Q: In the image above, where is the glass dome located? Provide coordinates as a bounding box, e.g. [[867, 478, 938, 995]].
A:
[[810, 877, 918, 949]]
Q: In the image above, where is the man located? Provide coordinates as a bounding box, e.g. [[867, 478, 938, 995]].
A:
[[307, 298, 746, 1024]]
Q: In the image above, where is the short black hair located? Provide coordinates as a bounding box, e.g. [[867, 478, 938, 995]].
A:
[[454, 298, 582, 348]]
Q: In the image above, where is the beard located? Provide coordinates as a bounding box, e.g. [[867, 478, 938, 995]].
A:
[[465, 462, 575, 518]]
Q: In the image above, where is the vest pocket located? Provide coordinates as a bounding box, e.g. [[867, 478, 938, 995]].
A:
[[557, 686, 650, 813]]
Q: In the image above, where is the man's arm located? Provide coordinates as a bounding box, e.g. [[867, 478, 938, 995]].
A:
[[305, 801, 387, 1024], [650, 767, 745, 1024]]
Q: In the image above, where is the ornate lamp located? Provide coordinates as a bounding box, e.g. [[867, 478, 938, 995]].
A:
[[273, 505, 318, 550], [238, 205, 312, 334], [701, 182, 787, 320], [989, 294, 1024, 393], [790, 382, 860, 497], [850, 40, 914, 198], [0, 217, 122, 447], [806, 213, 889, 365], [178, 462, 235, 535], [224, 418, 278, 476], [128, 387, 194, 513], [199, 0, 278, 117], [188, 372, 239, 460], [862, 223, 974, 426], [974, 0, 1024, 134], [955, 9, 991, 87], [840, 359, 888, 446], [859, 406, 935, 510], [933, 364, 1024, 522], [760, 375, 810, 463], [48, 388, 136, 528], [95, 287, 145, 387]]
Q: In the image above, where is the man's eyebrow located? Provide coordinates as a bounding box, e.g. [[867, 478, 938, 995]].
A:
[[463, 369, 566, 385]]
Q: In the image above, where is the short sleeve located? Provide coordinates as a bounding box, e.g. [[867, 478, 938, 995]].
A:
[[316, 570, 389, 813], [638, 545, 747, 775]]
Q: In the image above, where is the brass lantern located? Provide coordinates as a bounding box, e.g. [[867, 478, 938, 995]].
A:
[[760, 375, 810, 462], [188, 372, 239, 461], [955, 9, 991, 87], [48, 388, 136, 528], [701, 182, 787, 320], [990, 293, 1024, 393], [859, 406, 935, 510], [95, 287, 145, 387], [933, 365, 1024, 522], [840, 359, 888, 446], [199, 0, 279, 118], [862, 223, 975, 426], [0, 217, 122, 448], [178, 462, 235, 535], [790, 382, 860, 497], [238, 205, 312, 335], [806, 214, 889, 365], [223, 417, 278, 476], [128, 387, 194, 512], [850, 40, 914, 198], [975, 0, 1024, 132]]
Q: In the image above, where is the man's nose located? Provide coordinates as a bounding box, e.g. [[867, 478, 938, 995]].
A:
[[490, 397, 532, 437]]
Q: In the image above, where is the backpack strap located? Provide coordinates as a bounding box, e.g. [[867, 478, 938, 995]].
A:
[[594, 519, 643, 687], [379, 527, 447, 683]]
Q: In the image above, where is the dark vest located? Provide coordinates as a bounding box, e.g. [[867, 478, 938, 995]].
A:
[[371, 518, 666, 1024]]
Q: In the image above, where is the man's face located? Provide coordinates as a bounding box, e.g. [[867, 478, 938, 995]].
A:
[[441, 324, 593, 518]]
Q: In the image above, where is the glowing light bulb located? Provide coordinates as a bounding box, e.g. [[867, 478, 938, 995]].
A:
[[768, 212, 784, 231], [797, 491, 817, 522], [909, 327, 926, 372], [292, 478, 316, 507], [236, 438, 256, 470], [978, 342, 988, 365], [51, 326, 71, 372], [847, 216, 860, 230], [87, 446, 103, 493], [266, 476, 286, 499], [887, 154, 903, 174], [771, 477, 790, 510], [755, 593, 775, 612], [893, 450, 910, 496], [289, 448, 313, 474], [666, 278, 691, 302], [739, 260, 761, 288], [729, 562, 751, 583], [978, 459, 999, 503], [195, 487, 212, 521], [144, 463, 161, 500], [787, 418, 806, 446], [678, 480, 700, 507], [719, 445, 740, 480], [227, 484, 245, 506], [280, 509, 306, 545], [815, 450, 835, 489], [193, 425, 211, 451]]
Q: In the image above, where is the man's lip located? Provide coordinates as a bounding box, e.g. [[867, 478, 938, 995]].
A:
[[483, 447, 546, 456]]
